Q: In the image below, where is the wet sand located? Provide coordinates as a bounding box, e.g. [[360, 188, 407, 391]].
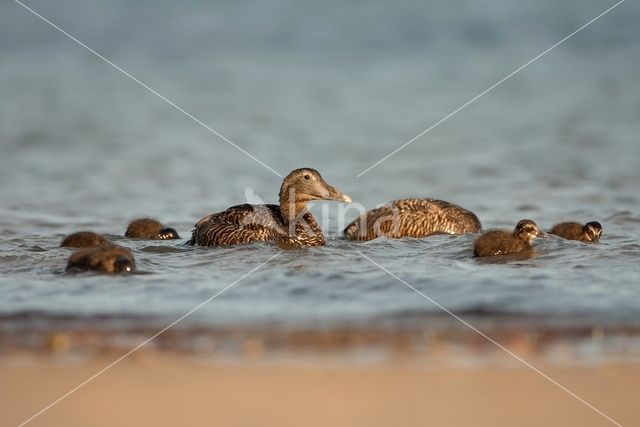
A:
[[1, 353, 637, 427]]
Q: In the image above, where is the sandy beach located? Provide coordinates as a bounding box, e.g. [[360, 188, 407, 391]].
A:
[[2, 320, 639, 426], [1, 352, 637, 427]]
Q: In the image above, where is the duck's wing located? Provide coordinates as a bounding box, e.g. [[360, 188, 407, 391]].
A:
[[549, 222, 582, 240], [190, 204, 285, 246], [472, 230, 506, 257], [344, 198, 481, 241], [473, 230, 532, 257]]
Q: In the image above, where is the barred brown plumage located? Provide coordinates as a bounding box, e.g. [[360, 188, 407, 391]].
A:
[[343, 198, 481, 241], [189, 168, 351, 248], [549, 221, 602, 243]]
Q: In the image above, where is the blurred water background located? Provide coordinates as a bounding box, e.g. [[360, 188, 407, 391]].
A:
[[0, 0, 639, 332]]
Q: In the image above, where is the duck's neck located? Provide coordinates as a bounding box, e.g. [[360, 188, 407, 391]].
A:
[[279, 186, 308, 224], [278, 188, 323, 241], [279, 199, 309, 226]]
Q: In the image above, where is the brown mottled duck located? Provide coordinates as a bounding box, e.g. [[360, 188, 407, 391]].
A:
[[66, 244, 135, 273], [189, 168, 351, 248], [61, 231, 108, 248], [125, 218, 180, 240], [343, 198, 481, 241], [473, 219, 544, 257], [549, 221, 602, 243]]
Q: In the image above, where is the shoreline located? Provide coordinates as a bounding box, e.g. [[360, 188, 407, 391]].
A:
[[2, 315, 640, 365], [3, 313, 638, 426]]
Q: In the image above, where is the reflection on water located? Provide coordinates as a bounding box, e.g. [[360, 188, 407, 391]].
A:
[[0, 0, 639, 331]]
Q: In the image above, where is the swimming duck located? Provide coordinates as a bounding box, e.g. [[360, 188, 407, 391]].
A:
[[189, 168, 352, 248], [61, 231, 108, 248], [549, 221, 602, 243], [125, 218, 180, 240], [343, 198, 481, 241], [473, 219, 544, 257], [66, 244, 135, 273]]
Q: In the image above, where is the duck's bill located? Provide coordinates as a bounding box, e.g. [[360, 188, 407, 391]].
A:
[[325, 185, 352, 203], [335, 193, 352, 203]]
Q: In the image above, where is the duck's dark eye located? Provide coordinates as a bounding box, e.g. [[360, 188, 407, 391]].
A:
[[304, 174, 310, 180]]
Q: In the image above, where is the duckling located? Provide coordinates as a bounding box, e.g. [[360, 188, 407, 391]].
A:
[[344, 198, 481, 241], [549, 221, 602, 243], [125, 218, 180, 240], [473, 219, 544, 257], [190, 168, 351, 247], [66, 244, 135, 273], [61, 231, 108, 248]]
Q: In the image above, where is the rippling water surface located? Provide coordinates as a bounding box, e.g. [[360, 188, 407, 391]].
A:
[[1, 0, 639, 331]]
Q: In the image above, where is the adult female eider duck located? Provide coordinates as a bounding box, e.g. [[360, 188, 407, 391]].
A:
[[549, 221, 602, 243], [61, 231, 108, 248], [189, 168, 351, 248], [66, 244, 135, 273], [343, 198, 481, 241], [473, 219, 544, 257], [125, 218, 180, 240]]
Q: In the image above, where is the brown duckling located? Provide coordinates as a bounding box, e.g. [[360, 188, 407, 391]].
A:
[[549, 221, 602, 243], [344, 198, 481, 241], [66, 244, 135, 273], [125, 218, 180, 240], [190, 168, 351, 247], [61, 231, 108, 248], [473, 219, 544, 257]]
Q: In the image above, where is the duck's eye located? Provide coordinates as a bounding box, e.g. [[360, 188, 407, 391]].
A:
[[304, 174, 310, 180]]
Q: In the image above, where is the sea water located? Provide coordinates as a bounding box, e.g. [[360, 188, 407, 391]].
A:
[[1, 0, 639, 332]]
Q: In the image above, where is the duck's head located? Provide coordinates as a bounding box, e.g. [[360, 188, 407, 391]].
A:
[[582, 221, 602, 242], [279, 168, 352, 205], [98, 248, 135, 273], [158, 227, 181, 240], [112, 255, 135, 273], [513, 219, 545, 243]]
